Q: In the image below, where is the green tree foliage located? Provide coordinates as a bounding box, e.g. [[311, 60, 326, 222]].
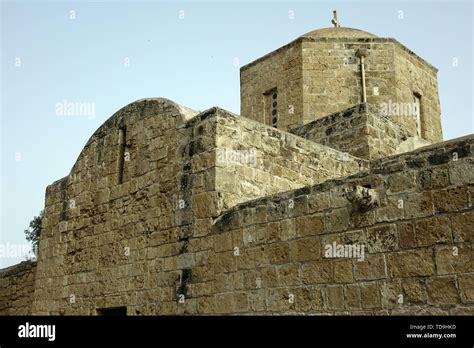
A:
[[24, 211, 43, 248]]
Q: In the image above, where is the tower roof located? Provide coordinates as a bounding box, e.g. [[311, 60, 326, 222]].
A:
[[301, 27, 378, 39]]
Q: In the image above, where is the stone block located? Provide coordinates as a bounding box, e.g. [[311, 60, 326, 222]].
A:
[[290, 237, 321, 262], [426, 277, 459, 305], [233, 292, 249, 313], [327, 208, 351, 232], [327, 285, 344, 310], [295, 214, 324, 237], [458, 274, 474, 304], [360, 282, 381, 309], [294, 286, 324, 311], [266, 243, 290, 265], [214, 232, 233, 252], [276, 264, 301, 286], [402, 278, 427, 304], [418, 167, 449, 190], [354, 254, 387, 280], [388, 249, 435, 277], [307, 191, 331, 213], [451, 211, 474, 242], [288, 195, 309, 218], [214, 292, 234, 314], [248, 289, 266, 312], [380, 279, 402, 309], [197, 296, 216, 314], [404, 192, 434, 219], [387, 171, 416, 193], [301, 260, 333, 284], [176, 253, 195, 270], [398, 222, 416, 249], [435, 244, 472, 275], [280, 219, 297, 241], [449, 159, 474, 185], [433, 186, 468, 213], [193, 192, 220, 218], [376, 195, 404, 222], [266, 288, 294, 312], [415, 216, 452, 247], [366, 224, 398, 253], [212, 252, 236, 274], [344, 284, 361, 309], [334, 259, 354, 283]]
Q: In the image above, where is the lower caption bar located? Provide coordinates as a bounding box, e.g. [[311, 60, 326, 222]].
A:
[[0, 316, 472, 346]]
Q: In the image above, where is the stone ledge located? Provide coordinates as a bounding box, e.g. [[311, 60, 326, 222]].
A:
[[212, 133, 474, 230], [0, 260, 37, 278], [241, 36, 438, 73]]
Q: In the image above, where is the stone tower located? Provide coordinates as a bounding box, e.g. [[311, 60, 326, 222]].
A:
[[240, 26, 443, 145]]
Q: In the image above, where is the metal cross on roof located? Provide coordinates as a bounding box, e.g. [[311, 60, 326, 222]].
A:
[[331, 10, 340, 28]]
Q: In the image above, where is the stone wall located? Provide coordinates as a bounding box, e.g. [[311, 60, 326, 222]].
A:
[[393, 43, 442, 142], [211, 111, 368, 210], [205, 135, 473, 314], [29, 99, 369, 315], [240, 39, 303, 130], [32, 98, 203, 315], [30, 92, 473, 315], [291, 103, 413, 160], [0, 261, 36, 315]]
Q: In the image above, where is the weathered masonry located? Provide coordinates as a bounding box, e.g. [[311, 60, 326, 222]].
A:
[[1, 23, 472, 316]]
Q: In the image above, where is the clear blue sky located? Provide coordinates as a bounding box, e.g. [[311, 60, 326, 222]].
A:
[[1, 0, 473, 268]]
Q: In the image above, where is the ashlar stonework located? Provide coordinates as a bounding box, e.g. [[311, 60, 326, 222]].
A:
[[1, 26, 472, 316]]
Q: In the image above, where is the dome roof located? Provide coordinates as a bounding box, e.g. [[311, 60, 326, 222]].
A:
[[301, 27, 378, 39]]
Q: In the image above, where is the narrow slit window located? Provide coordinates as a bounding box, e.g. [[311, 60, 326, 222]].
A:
[[264, 88, 278, 128], [270, 91, 278, 128], [413, 93, 423, 138], [117, 127, 127, 184]]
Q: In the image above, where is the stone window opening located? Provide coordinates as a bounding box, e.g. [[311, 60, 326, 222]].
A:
[[413, 92, 424, 138], [117, 126, 127, 184], [264, 88, 278, 128], [97, 306, 127, 316]]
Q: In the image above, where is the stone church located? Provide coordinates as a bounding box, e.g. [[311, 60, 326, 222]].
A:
[[1, 19, 473, 315]]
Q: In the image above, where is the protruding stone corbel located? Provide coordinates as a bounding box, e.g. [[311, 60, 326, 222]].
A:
[[345, 185, 379, 212]]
